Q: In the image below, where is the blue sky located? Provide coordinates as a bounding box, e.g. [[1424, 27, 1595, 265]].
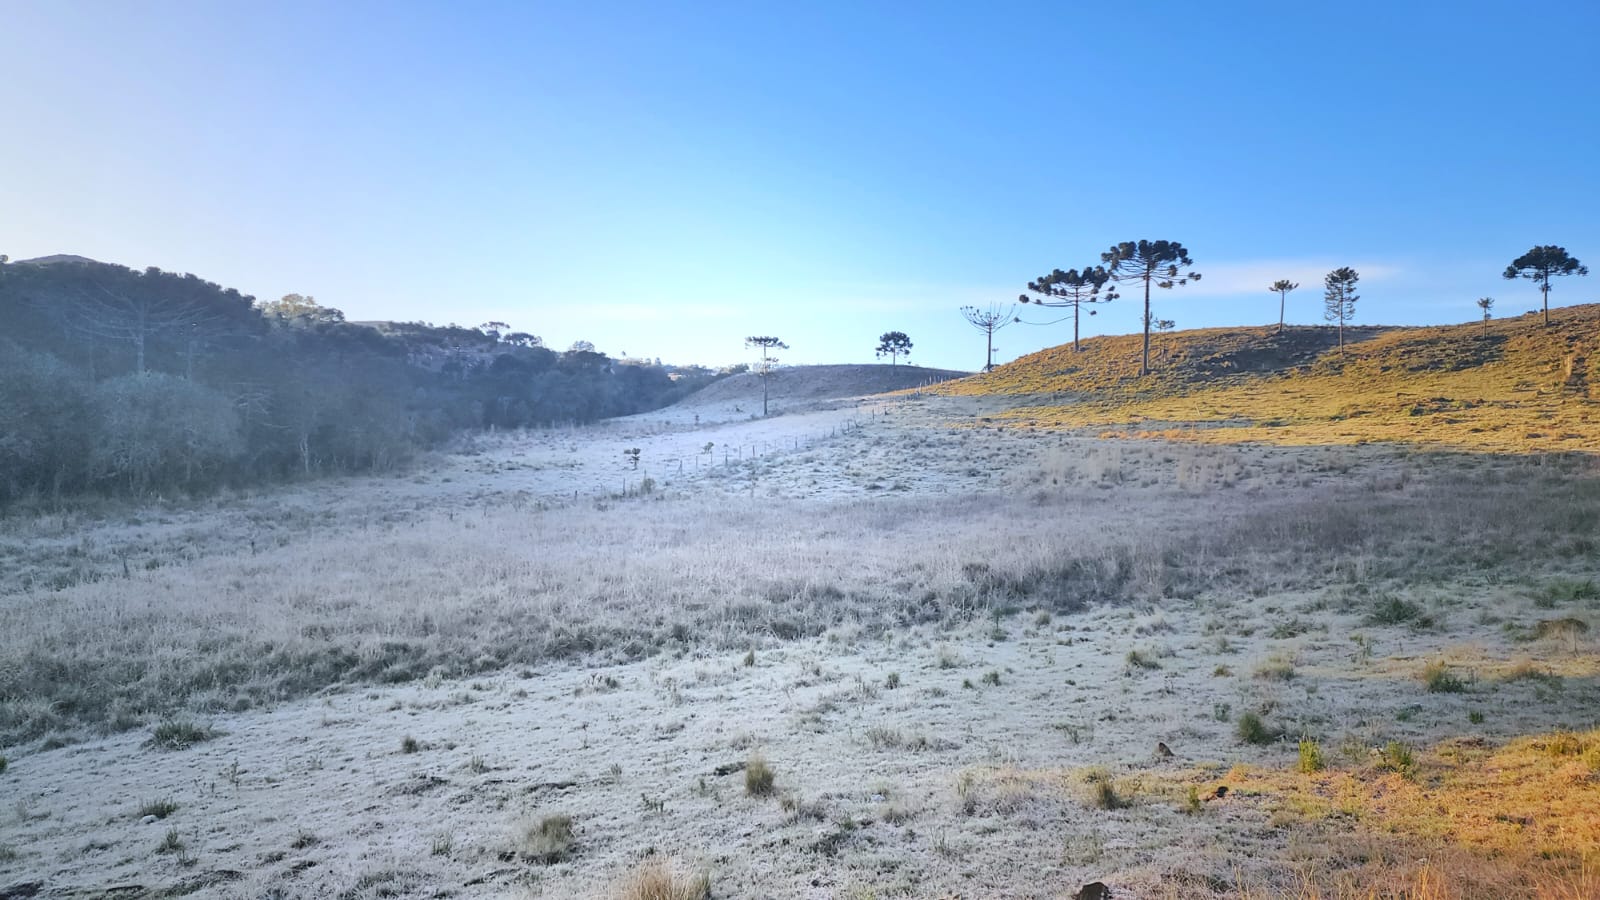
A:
[[3, 1, 1596, 372]]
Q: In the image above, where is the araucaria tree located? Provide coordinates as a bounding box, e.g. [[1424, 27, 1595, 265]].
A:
[[1476, 297, 1494, 334], [1269, 279, 1299, 333], [875, 331, 912, 366], [1101, 241, 1200, 376], [1323, 267, 1360, 352], [1504, 245, 1587, 326], [744, 336, 788, 416], [960, 305, 1019, 372], [1020, 267, 1117, 351]]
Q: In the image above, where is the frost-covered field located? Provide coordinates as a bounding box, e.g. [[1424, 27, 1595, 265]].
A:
[[2, 388, 1597, 899]]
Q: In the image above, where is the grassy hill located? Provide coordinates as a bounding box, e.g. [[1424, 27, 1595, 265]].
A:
[[936, 306, 1600, 454], [680, 363, 964, 409]]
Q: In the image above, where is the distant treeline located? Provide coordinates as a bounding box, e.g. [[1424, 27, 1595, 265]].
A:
[[0, 257, 723, 503]]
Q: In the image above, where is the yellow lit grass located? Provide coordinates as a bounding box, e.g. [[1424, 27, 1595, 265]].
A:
[[1231, 728, 1600, 889], [941, 305, 1600, 454]]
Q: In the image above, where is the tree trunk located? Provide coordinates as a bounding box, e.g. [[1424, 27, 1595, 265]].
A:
[[1140, 277, 1152, 376], [1073, 304, 1080, 351], [1279, 292, 1285, 333], [1543, 276, 1550, 326]]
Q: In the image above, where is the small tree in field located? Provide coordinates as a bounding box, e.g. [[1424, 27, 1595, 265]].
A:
[[1021, 267, 1116, 351], [1504, 245, 1587, 326], [960, 305, 1019, 372], [744, 336, 788, 416], [1323, 267, 1360, 352], [1476, 297, 1494, 334], [1269, 279, 1299, 333], [875, 331, 912, 366], [1102, 240, 1201, 376]]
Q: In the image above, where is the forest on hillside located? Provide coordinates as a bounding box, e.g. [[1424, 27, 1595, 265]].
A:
[[0, 256, 722, 503]]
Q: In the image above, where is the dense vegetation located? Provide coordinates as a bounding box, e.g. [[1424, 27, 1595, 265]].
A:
[[0, 256, 721, 503]]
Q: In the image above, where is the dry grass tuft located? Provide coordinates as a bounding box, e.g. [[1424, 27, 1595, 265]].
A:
[[744, 752, 775, 796], [616, 856, 711, 900], [516, 813, 574, 864]]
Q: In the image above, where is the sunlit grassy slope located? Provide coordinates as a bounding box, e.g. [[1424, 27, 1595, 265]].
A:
[[937, 305, 1600, 453]]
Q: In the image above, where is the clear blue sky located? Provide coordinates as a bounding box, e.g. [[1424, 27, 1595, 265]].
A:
[[3, 1, 1596, 371]]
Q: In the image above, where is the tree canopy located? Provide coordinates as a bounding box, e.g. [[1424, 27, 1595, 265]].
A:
[[1269, 279, 1299, 333], [1021, 267, 1116, 351], [960, 305, 1018, 372], [1323, 267, 1360, 352], [875, 331, 912, 366], [1101, 240, 1200, 376], [1504, 245, 1588, 325]]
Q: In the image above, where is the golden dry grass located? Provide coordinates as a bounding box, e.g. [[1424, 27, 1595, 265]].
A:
[[936, 304, 1600, 454], [1221, 728, 1600, 897], [615, 856, 711, 900]]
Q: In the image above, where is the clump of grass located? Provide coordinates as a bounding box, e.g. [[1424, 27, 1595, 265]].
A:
[[1366, 595, 1429, 627], [0, 755, 7, 775], [1079, 768, 1126, 810], [935, 645, 960, 669], [1254, 655, 1297, 681], [741, 649, 755, 667], [1380, 741, 1416, 778], [1468, 710, 1485, 724], [618, 856, 711, 900], [1533, 616, 1590, 651], [980, 670, 1001, 686], [1125, 649, 1161, 670], [884, 672, 901, 689], [147, 720, 217, 751], [1544, 731, 1584, 758], [1538, 577, 1600, 606], [400, 735, 421, 754], [1237, 712, 1276, 745], [139, 798, 178, 820], [1501, 660, 1562, 685], [1182, 784, 1201, 814], [290, 830, 319, 849], [1297, 739, 1325, 773], [155, 828, 184, 855], [745, 752, 775, 796], [430, 833, 453, 857], [1212, 665, 1232, 677], [1421, 660, 1466, 693], [517, 813, 575, 863]]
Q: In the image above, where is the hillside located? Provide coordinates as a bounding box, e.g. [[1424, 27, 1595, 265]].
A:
[[0, 256, 718, 502], [937, 306, 1600, 454], [679, 363, 965, 411]]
